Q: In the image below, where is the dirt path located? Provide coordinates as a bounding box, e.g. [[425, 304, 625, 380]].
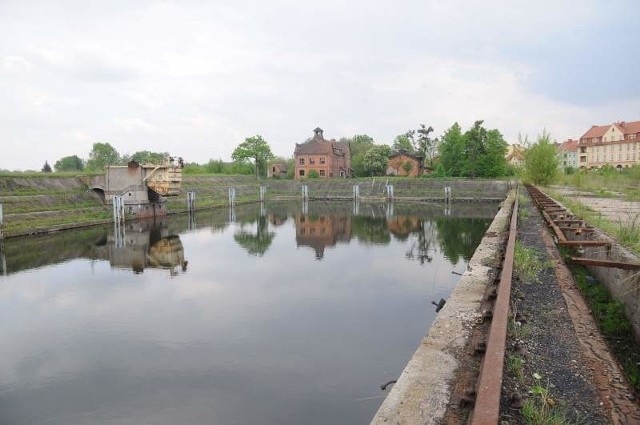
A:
[[499, 191, 640, 424], [552, 187, 640, 226]]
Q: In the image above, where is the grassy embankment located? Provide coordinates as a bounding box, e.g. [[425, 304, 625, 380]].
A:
[[542, 172, 640, 392]]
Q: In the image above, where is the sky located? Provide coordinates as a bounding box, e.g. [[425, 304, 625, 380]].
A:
[[1, 0, 639, 171]]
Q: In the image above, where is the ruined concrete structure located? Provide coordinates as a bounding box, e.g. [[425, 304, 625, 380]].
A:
[[82, 158, 183, 218]]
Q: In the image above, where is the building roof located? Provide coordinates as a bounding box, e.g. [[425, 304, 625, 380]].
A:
[[558, 139, 578, 152], [580, 125, 609, 140], [294, 128, 350, 157], [617, 120, 640, 134], [388, 149, 423, 162], [580, 120, 640, 142]]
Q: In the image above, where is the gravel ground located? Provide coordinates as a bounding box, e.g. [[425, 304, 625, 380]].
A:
[[500, 192, 610, 424], [551, 186, 640, 226]]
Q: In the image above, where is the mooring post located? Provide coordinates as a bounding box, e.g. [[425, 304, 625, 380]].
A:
[[386, 185, 394, 201], [302, 185, 308, 201], [0, 203, 4, 240], [386, 201, 394, 218], [444, 186, 452, 204], [353, 185, 360, 202], [228, 188, 236, 206], [187, 191, 196, 212], [112, 196, 125, 224], [260, 186, 266, 203]]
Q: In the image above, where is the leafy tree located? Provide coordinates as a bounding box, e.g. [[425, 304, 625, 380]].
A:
[[346, 134, 375, 177], [439, 121, 508, 178], [524, 130, 559, 185], [439, 123, 465, 176], [362, 144, 391, 176], [308, 170, 319, 179], [231, 135, 274, 179], [54, 155, 84, 172], [392, 133, 415, 153], [402, 161, 414, 174], [85, 142, 121, 171], [130, 150, 169, 164], [416, 124, 438, 167], [41, 161, 52, 173]]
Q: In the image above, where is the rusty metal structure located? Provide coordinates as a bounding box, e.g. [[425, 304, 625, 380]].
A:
[[467, 190, 519, 424], [80, 158, 183, 219], [527, 185, 640, 270]]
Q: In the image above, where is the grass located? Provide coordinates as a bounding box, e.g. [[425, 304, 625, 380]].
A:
[[514, 241, 546, 283], [572, 266, 640, 392], [520, 381, 577, 425], [507, 353, 525, 384]]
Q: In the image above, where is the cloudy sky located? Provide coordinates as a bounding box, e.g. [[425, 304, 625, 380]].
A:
[[1, 0, 639, 171]]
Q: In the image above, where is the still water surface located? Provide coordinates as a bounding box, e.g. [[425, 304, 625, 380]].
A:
[[0, 202, 494, 425]]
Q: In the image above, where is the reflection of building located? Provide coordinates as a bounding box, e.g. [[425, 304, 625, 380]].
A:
[[387, 216, 422, 239], [295, 215, 352, 259], [94, 219, 187, 275], [294, 128, 351, 179]]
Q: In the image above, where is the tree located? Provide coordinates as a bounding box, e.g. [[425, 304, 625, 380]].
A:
[[231, 135, 274, 179], [362, 144, 391, 176], [41, 161, 52, 173], [308, 170, 319, 179], [524, 130, 559, 185], [439, 123, 465, 176], [85, 142, 121, 171], [54, 155, 84, 172], [346, 134, 375, 177], [415, 124, 438, 167], [392, 133, 415, 153], [438, 121, 508, 178]]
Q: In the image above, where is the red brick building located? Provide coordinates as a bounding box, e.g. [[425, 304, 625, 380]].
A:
[[386, 150, 424, 177], [294, 128, 351, 179]]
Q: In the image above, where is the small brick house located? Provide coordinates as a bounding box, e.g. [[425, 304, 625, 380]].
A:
[[267, 163, 288, 178], [294, 128, 351, 179], [386, 150, 424, 177]]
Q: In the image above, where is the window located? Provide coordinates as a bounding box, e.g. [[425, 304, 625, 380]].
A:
[[319, 170, 325, 177], [299, 158, 305, 165], [319, 157, 326, 164], [299, 170, 305, 176], [309, 158, 315, 164]]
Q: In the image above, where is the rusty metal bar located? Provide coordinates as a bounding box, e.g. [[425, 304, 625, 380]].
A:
[[542, 211, 568, 243], [470, 192, 519, 424], [570, 257, 640, 270], [559, 240, 611, 247]]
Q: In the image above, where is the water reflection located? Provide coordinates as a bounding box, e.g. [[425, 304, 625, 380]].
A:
[[94, 220, 188, 275], [0, 201, 496, 425]]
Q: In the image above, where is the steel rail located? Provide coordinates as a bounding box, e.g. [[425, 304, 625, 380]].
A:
[[469, 191, 519, 424]]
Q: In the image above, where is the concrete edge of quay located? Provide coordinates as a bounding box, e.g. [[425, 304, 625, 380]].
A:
[[370, 189, 516, 425]]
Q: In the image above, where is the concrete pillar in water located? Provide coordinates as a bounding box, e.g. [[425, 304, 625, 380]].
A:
[[302, 185, 308, 201], [228, 188, 236, 206], [112, 196, 125, 224], [187, 191, 196, 212], [260, 186, 267, 203], [444, 186, 452, 204], [386, 185, 394, 201], [0, 203, 4, 240]]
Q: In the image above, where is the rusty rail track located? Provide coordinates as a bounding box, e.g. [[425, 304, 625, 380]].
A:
[[527, 185, 640, 270], [467, 190, 519, 424]]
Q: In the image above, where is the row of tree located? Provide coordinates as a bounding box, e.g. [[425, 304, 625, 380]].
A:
[[43, 121, 560, 184]]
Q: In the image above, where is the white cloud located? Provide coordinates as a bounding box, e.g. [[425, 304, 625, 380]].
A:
[[0, 0, 638, 170]]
